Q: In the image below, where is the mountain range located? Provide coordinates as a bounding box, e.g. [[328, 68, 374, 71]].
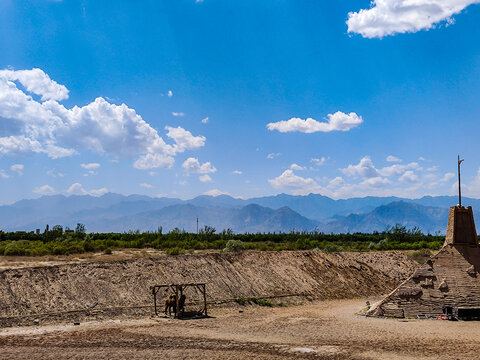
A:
[[1, 193, 477, 234]]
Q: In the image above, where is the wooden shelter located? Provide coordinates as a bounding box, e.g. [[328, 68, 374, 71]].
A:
[[151, 283, 207, 319]]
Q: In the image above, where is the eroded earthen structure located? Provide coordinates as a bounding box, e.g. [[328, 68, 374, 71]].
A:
[[368, 205, 480, 318]]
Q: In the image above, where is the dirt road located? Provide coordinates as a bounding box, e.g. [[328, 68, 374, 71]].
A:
[[1, 298, 478, 360]]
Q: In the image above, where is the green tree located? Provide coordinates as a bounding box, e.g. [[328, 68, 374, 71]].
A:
[[75, 223, 86, 234]]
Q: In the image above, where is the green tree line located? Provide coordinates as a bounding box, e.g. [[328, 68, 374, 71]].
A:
[[0, 224, 445, 256]]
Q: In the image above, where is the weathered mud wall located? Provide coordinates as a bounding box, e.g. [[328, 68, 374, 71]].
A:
[[0, 251, 417, 326], [368, 245, 480, 318]]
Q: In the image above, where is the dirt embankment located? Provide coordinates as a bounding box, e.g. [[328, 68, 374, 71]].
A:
[[0, 251, 418, 326]]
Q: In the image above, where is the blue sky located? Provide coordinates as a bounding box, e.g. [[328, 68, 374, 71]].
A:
[[1, 0, 480, 204]]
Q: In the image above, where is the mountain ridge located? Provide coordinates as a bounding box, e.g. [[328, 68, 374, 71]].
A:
[[1, 192, 477, 234]]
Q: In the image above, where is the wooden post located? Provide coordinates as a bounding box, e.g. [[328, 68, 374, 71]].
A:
[[203, 284, 208, 317], [153, 286, 158, 316], [175, 285, 179, 318]]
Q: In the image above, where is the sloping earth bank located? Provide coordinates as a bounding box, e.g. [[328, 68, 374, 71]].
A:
[[0, 251, 417, 326]]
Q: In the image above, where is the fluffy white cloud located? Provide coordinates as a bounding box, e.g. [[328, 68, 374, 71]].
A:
[[289, 163, 305, 171], [267, 111, 362, 133], [201, 117, 209, 124], [182, 157, 217, 175], [311, 157, 327, 166], [33, 184, 56, 195], [269, 157, 455, 199], [232, 170, 243, 175], [66, 182, 108, 196], [268, 169, 321, 195], [0, 68, 68, 101], [167, 90, 173, 98], [199, 174, 213, 183], [140, 183, 153, 189], [342, 156, 423, 180], [81, 163, 100, 170], [386, 155, 402, 163], [10, 164, 24, 176], [165, 126, 206, 152], [341, 156, 379, 178], [347, 0, 480, 38], [0, 170, 9, 179], [399, 170, 419, 183], [172, 112, 184, 117], [360, 176, 391, 188], [0, 68, 206, 169]]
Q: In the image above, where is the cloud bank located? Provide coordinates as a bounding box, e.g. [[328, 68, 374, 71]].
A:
[[0, 68, 206, 170]]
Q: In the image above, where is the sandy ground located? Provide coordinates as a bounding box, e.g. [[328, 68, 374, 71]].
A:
[[0, 298, 478, 360]]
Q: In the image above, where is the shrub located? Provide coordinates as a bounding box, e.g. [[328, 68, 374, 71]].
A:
[[165, 247, 184, 256], [104, 248, 112, 255], [324, 244, 340, 253], [224, 239, 245, 252]]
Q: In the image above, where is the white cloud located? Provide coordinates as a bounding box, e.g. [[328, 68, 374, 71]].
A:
[[268, 157, 454, 199], [342, 156, 423, 181], [33, 184, 56, 195], [341, 156, 379, 178], [268, 169, 321, 195], [172, 112, 185, 117], [81, 163, 100, 170], [0, 68, 68, 101], [165, 126, 206, 152], [201, 117, 209, 124], [182, 157, 217, 175], [66, 182, 108, 196], [289, 163, 305, 171], [0, 68, 206, 170], [140, 183, 153, 189], [167, 90, 173, 98], [386, 155, 402, 163], [440, 172, 455, 183], [399, 170, 419, 183], [427, 166, 439, 172], [0, 170, 9, 179], [199, 174, 213, 183], [360, 176, 391, 188], [267, 111, 362, 133], [459, 168, 480, 197], [232, 170, 243, 175], [347, 0, 480, 38], [10, 164, 24, 176], [203, 189, 230, 197], [267, 152, 281, 159], [311, 157, 327, 166]]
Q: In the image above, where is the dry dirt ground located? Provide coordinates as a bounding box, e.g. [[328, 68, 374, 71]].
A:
[[1, 298, 478, 360]]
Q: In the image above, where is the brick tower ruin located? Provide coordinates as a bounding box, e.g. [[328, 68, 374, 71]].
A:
[[368, 157, 480, 318]]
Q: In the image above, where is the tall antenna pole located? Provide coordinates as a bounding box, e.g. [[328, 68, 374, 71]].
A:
[[458, 155, 464, 207], [196, 217, 199, 234]]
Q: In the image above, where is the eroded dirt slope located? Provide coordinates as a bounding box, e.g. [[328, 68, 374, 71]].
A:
[[0, 251, 417, 326]]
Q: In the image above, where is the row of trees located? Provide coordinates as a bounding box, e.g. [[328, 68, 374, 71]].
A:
[[0, 224, 445, 257]]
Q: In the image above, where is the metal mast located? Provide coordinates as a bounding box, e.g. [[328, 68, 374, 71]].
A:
[[458, 155, 464, 207]]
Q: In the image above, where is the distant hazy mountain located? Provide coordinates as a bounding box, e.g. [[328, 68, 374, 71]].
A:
[[320, 201, 450, 234], [80, 203, 319, 233], [1, 192, 478, 233]]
